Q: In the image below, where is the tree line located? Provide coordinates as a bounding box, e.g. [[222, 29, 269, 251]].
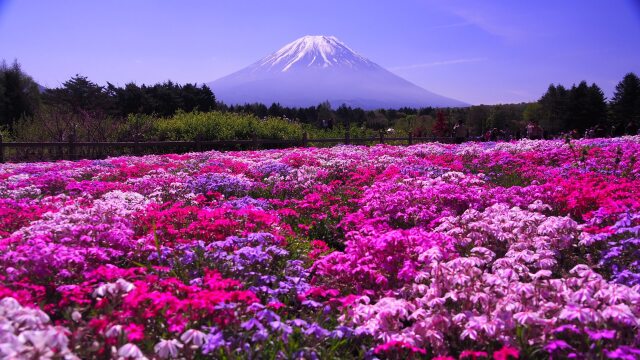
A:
[[1, 58, 639, 142]]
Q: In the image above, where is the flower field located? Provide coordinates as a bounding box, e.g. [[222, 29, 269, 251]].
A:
[[1, 137, 640, 359]]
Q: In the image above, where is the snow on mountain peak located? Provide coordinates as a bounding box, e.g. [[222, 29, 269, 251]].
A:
[[254, 35, 377, 72], [209, 35, 468, 109]]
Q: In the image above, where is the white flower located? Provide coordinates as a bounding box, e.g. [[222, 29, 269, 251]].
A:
[[71, 311, 82, 322], [531, 269, 552, 281], [601, 304, 637, 326], [180, 329, 207, 347], [105, 325, 123, 338], [558, 305, 597, 323], [0, 297, 21, 311], [154, 339, 183, 359], [93, 283, 115, 297], [19, 330, 50, 350], [513, 311, 543, 326], [115, 279, 136, 293], [118, 343, 146, 359], [93, 279, 135, 298], [46, 327, 70, 349], [460, 327, 478, 340]]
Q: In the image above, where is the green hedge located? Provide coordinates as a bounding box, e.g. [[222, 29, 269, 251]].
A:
[[154, 111, 303, 141]]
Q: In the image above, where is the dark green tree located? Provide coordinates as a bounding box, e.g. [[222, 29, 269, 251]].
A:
[[43, 74, 112, 114], [539, 84, 570, 135], [609, 72, 640, 132], [565, 81, 607, 132], [588, 83, 608, 126], [365, 110, 388, 130], [317, 101, 333, 127], [432, 110, 449, 137], [268, 102, 284, 117], [335, 104, 353, 128], [487, 106, 509, 130], [0, 60, 41, 129], [107, 82, 150, 116], [466, 105, 490, 136]]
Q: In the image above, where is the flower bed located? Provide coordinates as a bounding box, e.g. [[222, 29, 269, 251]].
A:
[[1, 137, 639, 359]]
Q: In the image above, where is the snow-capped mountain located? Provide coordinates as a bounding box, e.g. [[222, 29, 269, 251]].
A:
[[208, 35, 466, 109], [247, 35, 379, 73]]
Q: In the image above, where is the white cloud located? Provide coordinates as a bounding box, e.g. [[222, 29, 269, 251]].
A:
[[429, 21, 473, 29], [390, 57, 487, 71]]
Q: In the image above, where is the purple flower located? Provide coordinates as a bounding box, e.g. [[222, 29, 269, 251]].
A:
[[269, 320, 293, 336], [585, 328, 616, 341], [303, 323, 330, 338], [605, 346, 640, 360], [241, 318, 264, 331], [288, 319, 308, 328], [189, 173, 253, 196], [330, 326, 354, 339], [254, 309, 280, 323], [544, 340, 574, 353], [552, 324, 581, 334], [301, 300, 323, 308], [202, 330, 227, 354], [226, 196, 270, 210], [251, 329, 269, 342]]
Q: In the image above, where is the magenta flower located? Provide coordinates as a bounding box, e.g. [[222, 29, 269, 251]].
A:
[[493, 346, 519, 360]]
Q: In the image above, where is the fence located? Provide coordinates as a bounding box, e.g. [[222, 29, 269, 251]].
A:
[[0, 132, 453, 163]]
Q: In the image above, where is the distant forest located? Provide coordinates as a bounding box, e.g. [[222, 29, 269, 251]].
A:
[[1, 59, 639, 142]]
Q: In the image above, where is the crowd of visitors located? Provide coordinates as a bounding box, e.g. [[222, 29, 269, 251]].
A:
[[450, 120, 640, 143]]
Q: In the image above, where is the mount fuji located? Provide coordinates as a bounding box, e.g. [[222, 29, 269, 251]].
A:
[[207, 35, 467, 109]]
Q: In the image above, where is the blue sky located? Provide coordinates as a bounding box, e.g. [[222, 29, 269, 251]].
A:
[[1, 0, 639, 105]]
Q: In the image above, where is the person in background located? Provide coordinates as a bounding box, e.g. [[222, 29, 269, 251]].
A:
[[625, 121, 638, 135], [490, 128, 499, 142], [585, 127, 595, 139], [527, 121, 544, 140], [535, 123, 544, 139], [571, 129, 580, 139], [526, 122, 535, 139], [453, 119, 469, 144]]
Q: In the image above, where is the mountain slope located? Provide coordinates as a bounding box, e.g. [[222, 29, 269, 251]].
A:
[[208, 35, 467, 109]]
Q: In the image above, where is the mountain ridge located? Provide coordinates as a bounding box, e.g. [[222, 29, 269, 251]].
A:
[[208, 35, 467, 109]]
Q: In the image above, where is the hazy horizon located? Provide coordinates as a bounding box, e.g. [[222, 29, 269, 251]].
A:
[[1, 0, 639, 105]]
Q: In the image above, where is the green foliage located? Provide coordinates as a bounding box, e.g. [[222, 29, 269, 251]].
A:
[[538, 81, 607, 134], [303, 124, 376, 140], [11, 112, 55, 142], [154, 111, 303, 141], [609, 72, 640, 131], [539, 84, 569, 134], [432, 110, 449, 137], [107, 81, 216, 117], [393, 114, 435, 137], [0, 59, 41, 129], [466, 105, 490, 135], [566, 81, 607, 131], [118, 114, 159, 141], [365, 110, 389, 130], [4, 62, 640, 144], [43, 74, 112, 114], [486, 104, 527, 134], [0, 125, 11, 141], [523, 103, 542, 122]]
